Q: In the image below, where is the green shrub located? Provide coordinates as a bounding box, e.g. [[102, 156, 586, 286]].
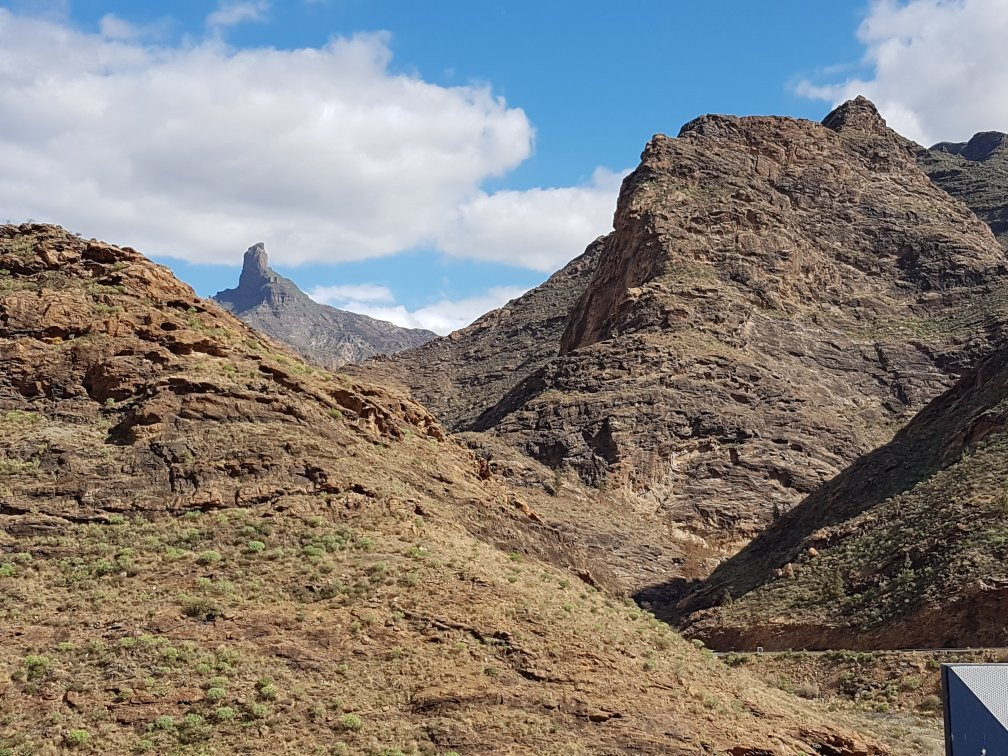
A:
[[195, 550, 222, 565], [246, 540, 266, 553], [181, 596, 223, 621], [152, 715, 175, 731], [65, 729, 91, 747], [721, 652, 750, 667], [215, 706, 237, 722], [206, 686, 227, 701], [257, 678, 278, 700], [0, 563, 14, 578], [24, 653, 50, 680], [302, 545, 325, 560], [338, 713, 363, 731]]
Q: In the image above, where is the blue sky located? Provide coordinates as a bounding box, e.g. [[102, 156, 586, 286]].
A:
[[3, 1, 1007, 332]]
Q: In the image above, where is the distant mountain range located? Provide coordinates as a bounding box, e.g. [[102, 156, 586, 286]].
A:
[[213, 242, 434, 369], [921, 130, 1008, 249]]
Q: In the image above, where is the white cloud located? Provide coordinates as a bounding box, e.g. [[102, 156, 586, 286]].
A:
[[316, 285, 528, 334], [0, 10, 597, 271], [436, 167, 625, 272], [98, 13, 170, 41], [99, 13, 139, 40], [796, 0, 1008, 145], [206, 1, 270, 29], [308, 283, 395, 303]]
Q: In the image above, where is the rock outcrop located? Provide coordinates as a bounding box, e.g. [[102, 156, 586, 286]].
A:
[[432, 97, 1008, 541], [919, 130, 1008, 250], [213, 243, 434, 369], [677, 344, 1008, 651], [0, 223, 890, 753]]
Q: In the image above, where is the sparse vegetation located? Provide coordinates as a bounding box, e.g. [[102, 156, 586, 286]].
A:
[[0, 223, 941, 753]]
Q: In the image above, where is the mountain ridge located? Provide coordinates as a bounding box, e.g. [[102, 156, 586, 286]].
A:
[[213, 243, 434, 369], [919, 128, 1008, 250], [367, 97, 1008, 555]]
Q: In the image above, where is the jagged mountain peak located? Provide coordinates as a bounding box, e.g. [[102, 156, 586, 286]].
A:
[[212, 243, 434, 368], [385, 98, 1008, 545], [821, 94, 890, 136], [240, 241, 271, 282], [931, 130, 1008, 162]]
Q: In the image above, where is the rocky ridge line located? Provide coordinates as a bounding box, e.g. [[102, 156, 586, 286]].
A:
[[214, 243, 434, 369]]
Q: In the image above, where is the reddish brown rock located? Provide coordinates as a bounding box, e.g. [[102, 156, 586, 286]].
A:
[[454, 98, 1008, 541]]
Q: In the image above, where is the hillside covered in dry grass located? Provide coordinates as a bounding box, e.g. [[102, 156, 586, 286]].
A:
[[0, 224, 905, 754]]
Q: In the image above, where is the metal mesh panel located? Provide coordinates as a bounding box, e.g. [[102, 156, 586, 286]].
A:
[[948, 664, 1008, 727]]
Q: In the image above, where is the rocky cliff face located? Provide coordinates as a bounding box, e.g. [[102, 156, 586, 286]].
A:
[[920, 131, 1008, 250], [472, 98, 1008, 539], [0, 223, 889, 754], [213, 243, 434, 369], [677, 344, 1008, 651]]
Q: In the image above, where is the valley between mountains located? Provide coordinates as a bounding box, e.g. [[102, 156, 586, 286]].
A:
[[4, 95, 1008, 754]]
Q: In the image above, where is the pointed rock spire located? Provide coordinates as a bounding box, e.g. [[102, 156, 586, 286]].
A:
[[239, 242, 271, 287], [821, 95, 889, 136]]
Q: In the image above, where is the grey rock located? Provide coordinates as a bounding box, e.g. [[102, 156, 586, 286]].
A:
[[213, 243, 434, 369]]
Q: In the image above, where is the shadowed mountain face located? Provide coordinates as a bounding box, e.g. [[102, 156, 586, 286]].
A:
[[0, 223, 893, 754], [677, 344, 1008, 651], [919, 130, 1008, 250], [367, 97, 1008, 545], [213, 243, 434, 369]]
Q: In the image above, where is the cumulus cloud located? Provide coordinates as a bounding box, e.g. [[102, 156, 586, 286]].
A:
[[98, 13, 139, 39], [311, 285, 527, 334], [206, 1, 270, 29], [796, 0, 1008, 145], [308, 283, 395, 303], [0, 9, 615, 273], [98, 13, 171, 41], [437, 167, 625, 272]]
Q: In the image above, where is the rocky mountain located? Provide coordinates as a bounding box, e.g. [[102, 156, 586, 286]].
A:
[[677, 343, 1008, 651], [365, 97, 1008, 545], [1, 223, 906, 754], [919, 131, 1008, 249], [355, 238, 605, 431], [213, 243, 434, 369]]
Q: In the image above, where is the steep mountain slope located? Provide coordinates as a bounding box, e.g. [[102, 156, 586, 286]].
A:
[[470, 98, 1008, 540], [919, 131, 1008, 250], [354, 238, 605, 431], [0, 224, 895, 754], [677, 343, 1008, 651], [214, 243, 434, 369]]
